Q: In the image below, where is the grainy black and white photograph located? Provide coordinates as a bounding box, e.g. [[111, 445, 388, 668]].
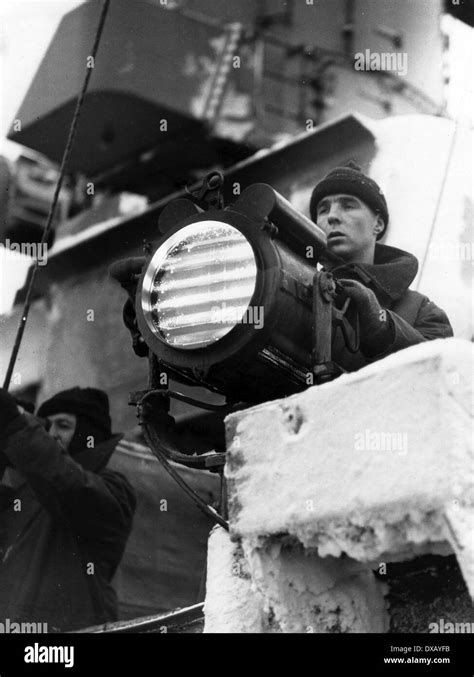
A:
[[0, 0, 473, 671]]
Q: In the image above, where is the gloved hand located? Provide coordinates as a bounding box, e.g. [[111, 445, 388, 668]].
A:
[[0, 452, 7, 477], [0, 388, 21, 430], [338, 279, 394, 356], [0, 389, 22, 472]]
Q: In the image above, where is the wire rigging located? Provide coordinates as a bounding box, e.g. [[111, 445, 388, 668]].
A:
[[3, 0, 111, 390]]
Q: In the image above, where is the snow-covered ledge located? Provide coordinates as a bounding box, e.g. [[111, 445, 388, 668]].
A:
[[204, 338, 473, 633]]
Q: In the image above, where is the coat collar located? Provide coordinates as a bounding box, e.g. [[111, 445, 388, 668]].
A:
[[324, 243, 419, 302], [71, 433, 123, 473]]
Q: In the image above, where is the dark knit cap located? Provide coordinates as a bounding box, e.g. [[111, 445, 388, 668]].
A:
[[37, 387, 112, 453], [309, 162, 389, 239]]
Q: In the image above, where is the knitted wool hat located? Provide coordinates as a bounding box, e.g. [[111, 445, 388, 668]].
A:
[[37, 387, 112, 454], [309, 162, 389, 239]]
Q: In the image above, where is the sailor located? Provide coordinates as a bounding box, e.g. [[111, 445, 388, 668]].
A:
[[0, 386, 136, 631], [309, 162, 453, 371]]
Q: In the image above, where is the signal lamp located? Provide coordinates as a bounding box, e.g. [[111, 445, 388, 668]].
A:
[[135, 183, 330, 404], [110, 179, 358, 526]]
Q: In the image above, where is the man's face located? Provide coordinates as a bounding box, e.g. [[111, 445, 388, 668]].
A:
[[315, 193, 383, 263], [47, 413, 77, 451]]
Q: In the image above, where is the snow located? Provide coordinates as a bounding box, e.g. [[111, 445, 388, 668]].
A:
[[224, 338, 474, 596]]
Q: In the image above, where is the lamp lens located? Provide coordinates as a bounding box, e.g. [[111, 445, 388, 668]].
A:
[[142, 220, 257, 348]]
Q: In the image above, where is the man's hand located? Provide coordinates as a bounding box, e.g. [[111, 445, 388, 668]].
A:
[[0, 388, 22, 430], [0, 389, 22, 470], [338, 279, 394, 355]]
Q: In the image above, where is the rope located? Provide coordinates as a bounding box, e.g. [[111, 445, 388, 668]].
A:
[[3, 0, 111, 390], [415, 119, 459, 290]]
